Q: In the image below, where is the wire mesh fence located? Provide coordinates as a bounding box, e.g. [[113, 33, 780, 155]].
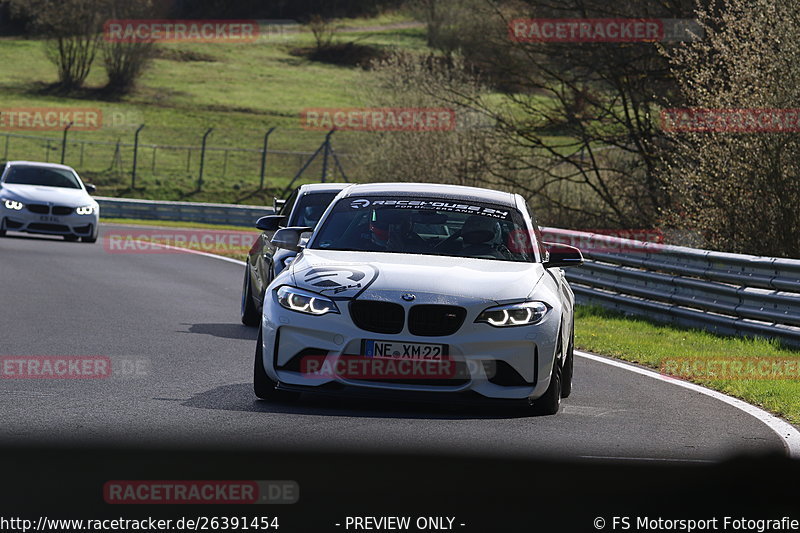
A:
[[0, 129, 352, 200]]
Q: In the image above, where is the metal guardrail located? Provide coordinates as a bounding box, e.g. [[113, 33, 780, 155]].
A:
[[541, 227, 800, 348], [97, 197, 274, 227], [94, 197, 800, 347]]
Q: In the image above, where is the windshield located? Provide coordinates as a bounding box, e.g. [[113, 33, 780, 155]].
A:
[[309, 196, 535, 262], [288, 192, 338, 227], [3, 165, 82, 189]]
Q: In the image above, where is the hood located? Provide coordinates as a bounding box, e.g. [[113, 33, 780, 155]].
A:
[[0, 183, 94, 207], [289, 249, 545, 304]]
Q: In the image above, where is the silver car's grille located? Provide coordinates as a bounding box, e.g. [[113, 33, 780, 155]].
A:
[[26, 204, 49, 214]]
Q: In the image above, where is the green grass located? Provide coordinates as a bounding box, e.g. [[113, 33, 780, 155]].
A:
[[0, 16, 428, 203], [102, 217, 259, 232], [576, 305, 800, 425]]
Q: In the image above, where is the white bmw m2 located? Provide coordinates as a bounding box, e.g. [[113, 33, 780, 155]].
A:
[[254, 183, 583, 414]]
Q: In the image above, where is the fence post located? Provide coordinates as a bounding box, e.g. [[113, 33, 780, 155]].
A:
[[320, 129, 334, 183], [3, 134, 9, 160], [259, 127, 276, 190], [131, 123, 145, 189], [197, 127, 213, 191], [60, 122, 73, 164]]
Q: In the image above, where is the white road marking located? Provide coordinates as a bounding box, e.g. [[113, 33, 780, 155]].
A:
[[576, 350, 800, 459]]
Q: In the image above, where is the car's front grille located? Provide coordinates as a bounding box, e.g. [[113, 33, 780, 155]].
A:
[[349, 300, 405, 334], [52, 206, 73, 215], [408, 305, 467, 336], [26, 204, 49, 214], [27, 223, 69, 233]]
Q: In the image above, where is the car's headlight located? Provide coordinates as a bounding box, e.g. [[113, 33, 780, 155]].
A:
[[3, 200, 23, 210], [76, 205, 95, 215], [476, 301, 549, 327], [276, 286, 339, 316]]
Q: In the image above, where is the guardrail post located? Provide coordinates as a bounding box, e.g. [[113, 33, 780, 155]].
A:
[[259, 127, 276, 190], [131, 124, 145, 189], [197, 127, 213, 191], [60, 121, 74, 164]]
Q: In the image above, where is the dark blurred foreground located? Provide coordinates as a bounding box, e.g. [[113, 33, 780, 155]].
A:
[[0, 446, 796, 532]]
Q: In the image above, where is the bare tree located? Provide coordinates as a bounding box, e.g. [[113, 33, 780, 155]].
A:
[[101, 0, 158, 95], [365, 0, 695, 229], [308, 14, 336, 51], [10, 0, 107, 91], [353, 53, 505, 190]]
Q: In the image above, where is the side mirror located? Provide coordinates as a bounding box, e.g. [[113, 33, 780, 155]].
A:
[[543, 242, 583, 268], [273, 197, 286, 213], [85, 184, 97, 194], [256, 214, 287, 232], [271, 226, 313, 253]]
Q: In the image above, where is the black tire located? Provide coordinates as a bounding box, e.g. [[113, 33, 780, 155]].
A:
[[254, 330, 300, 401], [0, 230, 5, 237], [241, 265, 261, 327], [561, 325, 575, 398], [81, 235, 98, 243], [63, 235, 79, 242], [530, 347, 562, 416]]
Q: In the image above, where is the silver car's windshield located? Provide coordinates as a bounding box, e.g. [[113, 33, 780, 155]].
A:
[[4, 165, 82, 189], [309, 196, 535, 262]]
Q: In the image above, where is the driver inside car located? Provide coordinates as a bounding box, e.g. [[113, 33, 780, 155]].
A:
[[367, 209, 428, 253]]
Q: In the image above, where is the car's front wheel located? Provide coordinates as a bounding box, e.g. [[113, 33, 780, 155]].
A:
[[530, 337, 563, 416], [561, 325, 575, 398], [254, 330, 300, 402], [241, 265, 261, 327]]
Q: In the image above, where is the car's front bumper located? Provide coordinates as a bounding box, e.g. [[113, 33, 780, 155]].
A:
[[1, 208, 98, 237], [260, 290, 560, 401]]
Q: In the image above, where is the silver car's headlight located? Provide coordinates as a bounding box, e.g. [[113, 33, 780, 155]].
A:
[[3, 200, 23, 210], [476, 301, 549, 327], [276, 286, 339, 316], [76, 205, 95, 215]]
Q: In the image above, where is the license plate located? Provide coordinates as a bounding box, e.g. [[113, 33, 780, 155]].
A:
[[40, 215, 60, 222], [363, 340, 448, 360]]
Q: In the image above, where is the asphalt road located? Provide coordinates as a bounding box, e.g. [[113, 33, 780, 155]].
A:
[[0, 224, 787, 462]]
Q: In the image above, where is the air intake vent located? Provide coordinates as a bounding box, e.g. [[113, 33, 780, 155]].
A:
[[349, 300, 405, 334], [408, 305, 467, 336]]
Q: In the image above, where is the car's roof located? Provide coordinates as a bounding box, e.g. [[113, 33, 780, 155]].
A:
[[338, 182, 516, 207], [5, 160, 77, 171], [297, 182, 350, 194]]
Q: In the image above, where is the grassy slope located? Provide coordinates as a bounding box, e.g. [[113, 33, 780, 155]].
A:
[[0, 19, 427, 203]]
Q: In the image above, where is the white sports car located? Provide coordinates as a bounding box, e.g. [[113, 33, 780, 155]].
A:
[[255, 183, 583, 414], [0, 161, 100, 243]]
